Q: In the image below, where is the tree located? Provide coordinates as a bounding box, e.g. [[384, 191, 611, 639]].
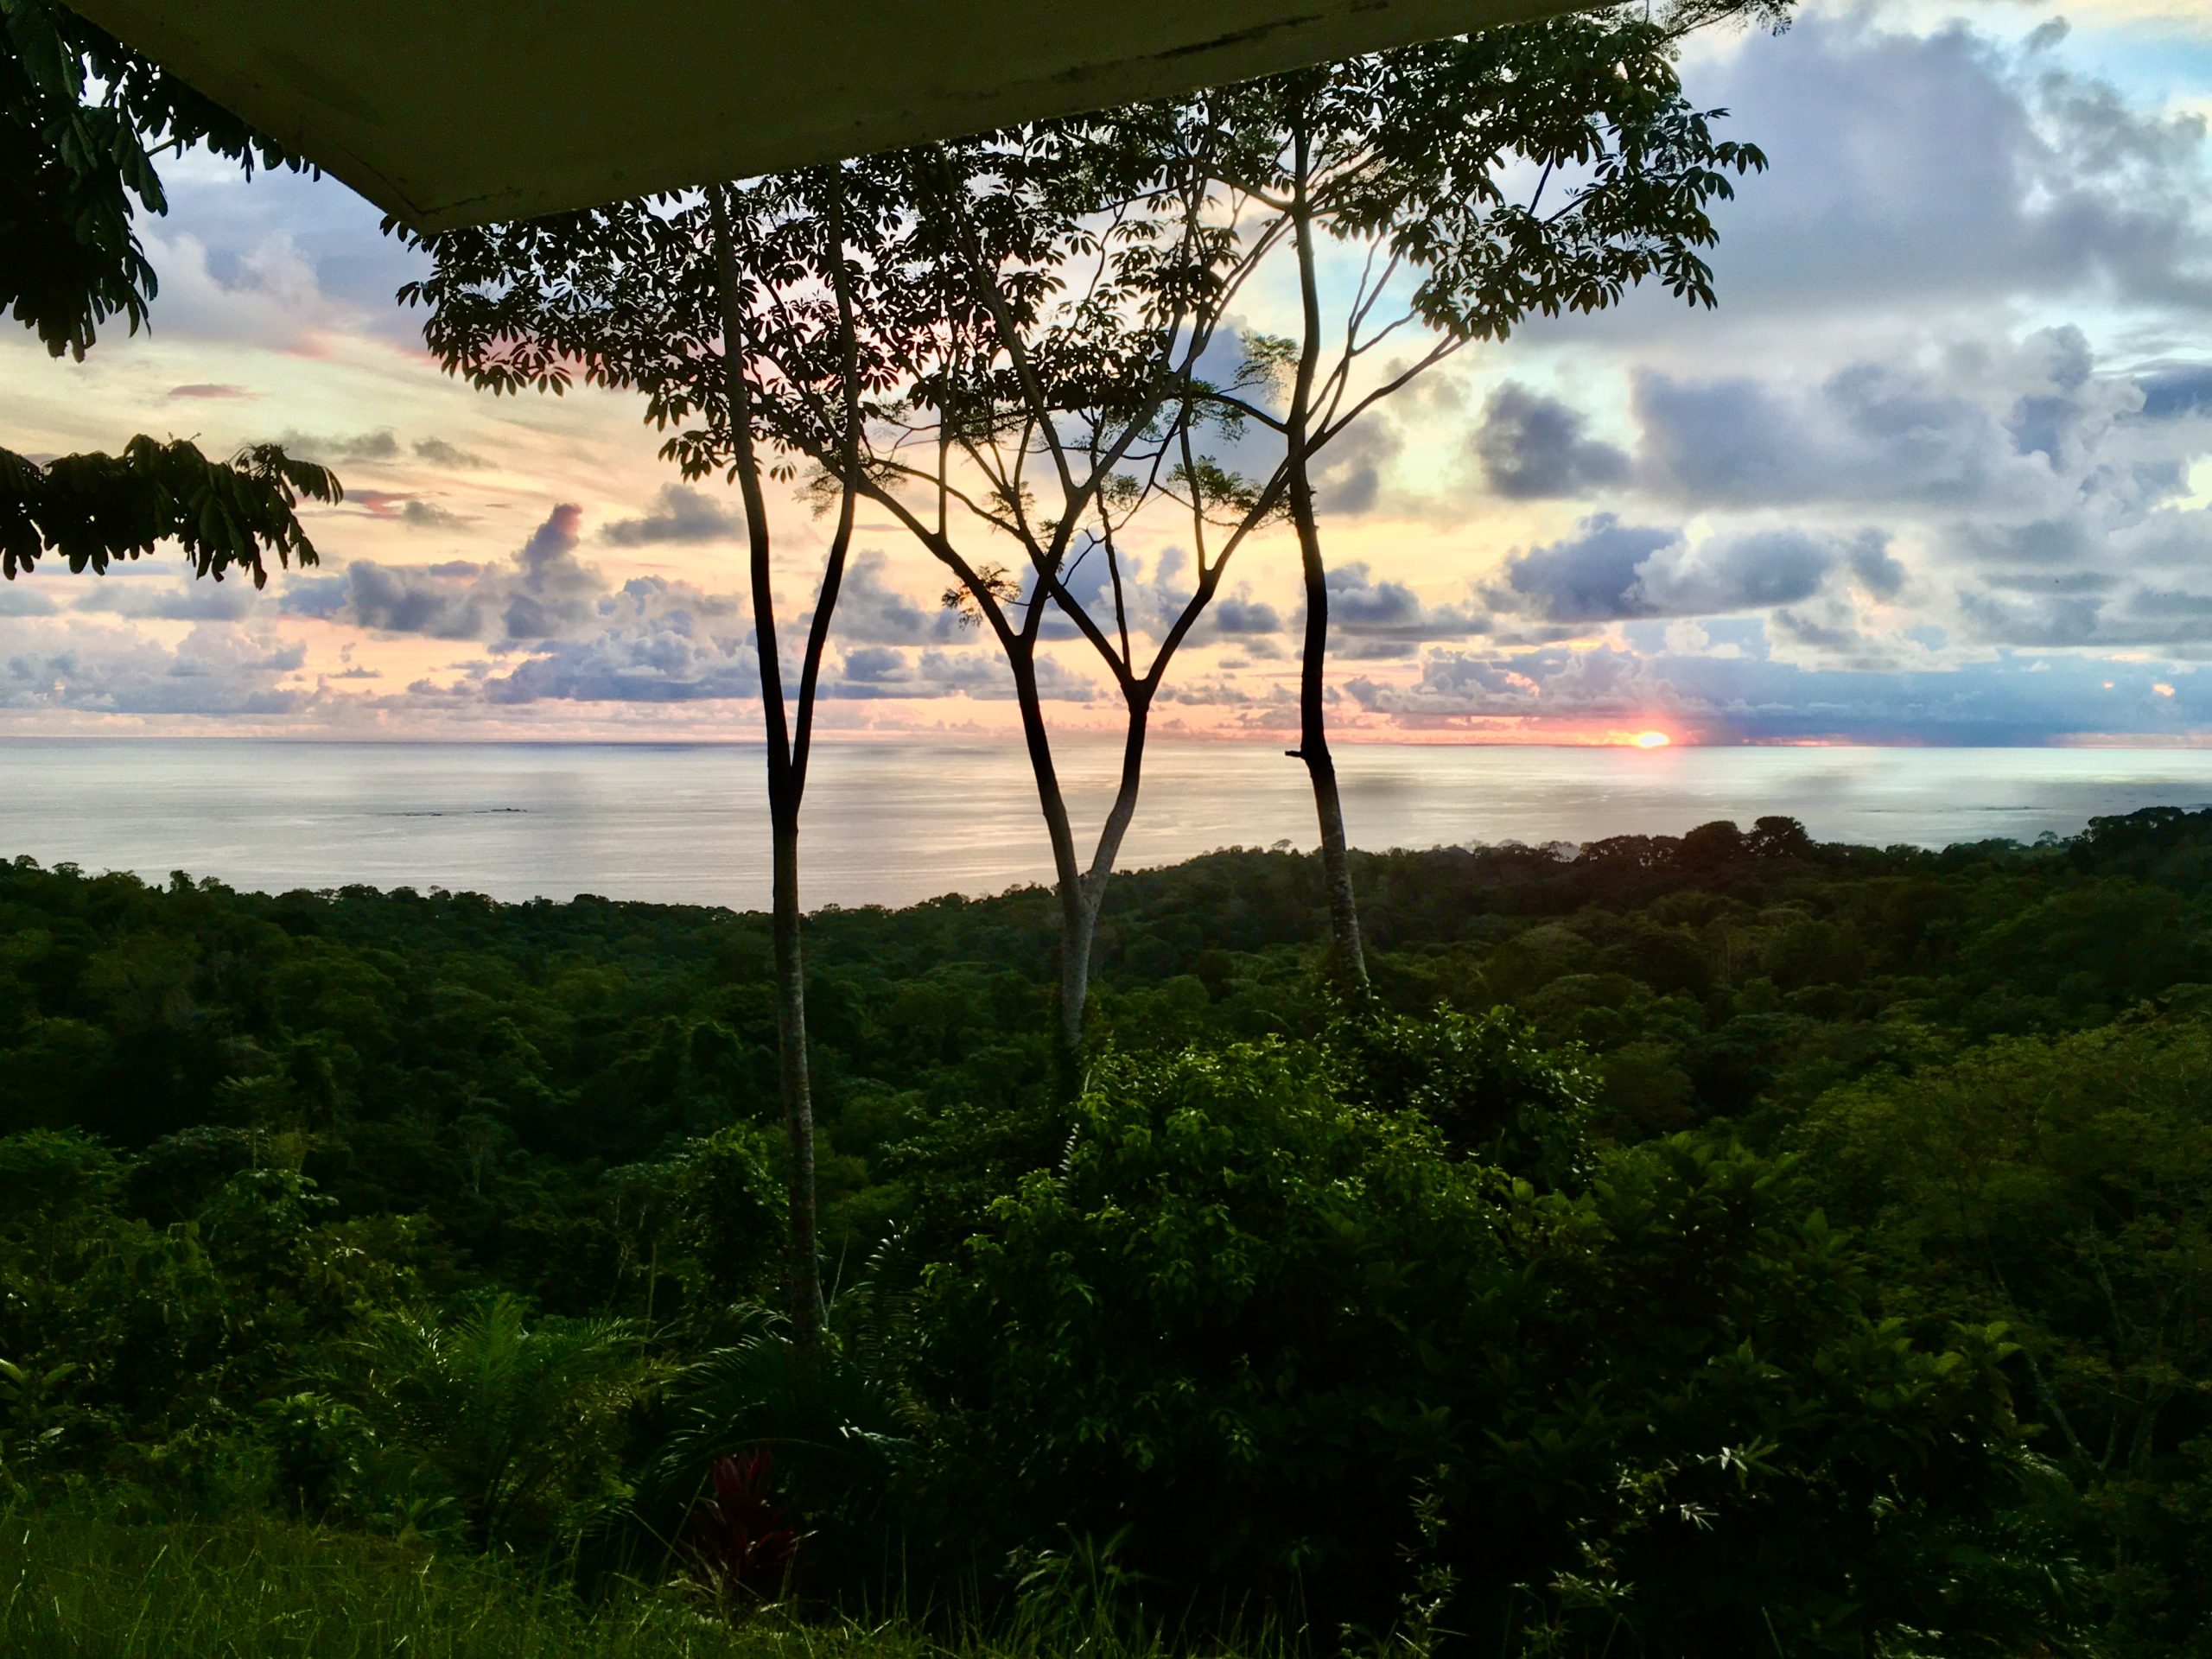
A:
[[1, 0, 339, 586], [406, 121, 1284, 1080], [1177, 3, 1777, 990], [397, 168, 883, 1354], [1798, 1018, 2212, 1653], [755, 125, 1280, 1066], [773, 12, 1772, 1048]]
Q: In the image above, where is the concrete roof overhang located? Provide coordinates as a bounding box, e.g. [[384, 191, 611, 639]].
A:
[[70, 0, 1593, 230]]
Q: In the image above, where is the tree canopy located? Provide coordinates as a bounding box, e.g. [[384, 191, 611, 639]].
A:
[[1, 0, 339, 587]]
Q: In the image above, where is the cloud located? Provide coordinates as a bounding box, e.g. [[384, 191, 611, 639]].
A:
[[412, 436, 487, 468], [2138, 365, 2212, 421], [1484, 516, 1886, 626], [1213, 594, 1283, 635], [1637, 529, 1872, 617], [288, 561, 482, 639], [1541, 320, 2212, 656], [1625, 350, 2110, 511], [481, 594, 757, 702], [1483, 516, 1678, 623], [1849, 537, 1908, 601], [0, 620, 308, 715], [167, 383, 255, 400], [601, 485, 745, 546], [1311, 419, 1402, 517], [280, 428, 404, 465], [1347, 634, 2212, 743], [129, 226, 359, 353], [1474, 383, 1631, 499], [289, 504, 617, 645], [277, 429, 491, 474], [823, 645, 1096, 702], [1157, 678, 1264, 707], [1325, 563, 1489, 650], [499, 505, 601, 639], [71, 570, 263, 621], [816, 551, 960, 645], [348, 490, 471, 531], [1658, 11, 2212, 323], [0, 586, 59, 617]]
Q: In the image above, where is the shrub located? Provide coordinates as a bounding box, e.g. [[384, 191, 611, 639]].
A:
[[899, 1040, 2037, 1653]]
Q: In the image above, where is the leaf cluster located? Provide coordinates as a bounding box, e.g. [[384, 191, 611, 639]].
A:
[[0, 435, 339, 583], [2, 0, 307, 359]]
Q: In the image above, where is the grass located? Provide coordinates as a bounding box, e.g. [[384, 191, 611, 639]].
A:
[[0, 1509, 920, 1659], [0, 1509, 1279, 1659]]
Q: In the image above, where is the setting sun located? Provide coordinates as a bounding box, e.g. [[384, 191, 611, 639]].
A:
[[1630, 731, 1672, 749]]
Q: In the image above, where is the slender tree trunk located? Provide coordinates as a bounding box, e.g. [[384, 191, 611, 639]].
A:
[[766, 792, 823, 1343], [1065, 692, 1152, 1073], [1007, 646, 1153, 1088], [710, 189, 825, 1355], [1015, 663, 1096, 1085], [1288, 479, 1367, 995], [1285, 118, 1369, 997]]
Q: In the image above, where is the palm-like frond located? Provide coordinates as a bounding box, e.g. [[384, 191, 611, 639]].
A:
[[346, 1294, 652, 1548]]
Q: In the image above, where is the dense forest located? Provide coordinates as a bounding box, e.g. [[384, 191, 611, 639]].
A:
[[5, 806, 2212, 1656]]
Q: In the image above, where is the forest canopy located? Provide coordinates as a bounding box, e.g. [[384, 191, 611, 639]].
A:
[[5, 806, 2212, 1656]]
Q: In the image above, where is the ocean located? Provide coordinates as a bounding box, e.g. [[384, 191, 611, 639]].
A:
[[7, 738, 2212, 911]]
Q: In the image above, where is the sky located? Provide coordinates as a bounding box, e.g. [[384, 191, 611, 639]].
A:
[[6, 0, 2212, 747]]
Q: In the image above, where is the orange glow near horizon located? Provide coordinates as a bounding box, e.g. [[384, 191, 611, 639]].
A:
[[1630, 731, 1672, 749]]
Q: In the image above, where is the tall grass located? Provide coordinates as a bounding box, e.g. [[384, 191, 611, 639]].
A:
[[0, 1510, 889, 1659], [0, 1510, 1288, 1659]]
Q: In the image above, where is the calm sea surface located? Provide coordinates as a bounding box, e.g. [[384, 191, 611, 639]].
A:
[[7, 739, 2212, 911]]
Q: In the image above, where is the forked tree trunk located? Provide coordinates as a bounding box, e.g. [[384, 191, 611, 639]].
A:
[[710, 189, 826, 1356], [1007, 647, 1151, 1089]]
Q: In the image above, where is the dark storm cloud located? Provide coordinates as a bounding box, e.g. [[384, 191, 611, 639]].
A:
[[1474, 382, 1631, 499], [1484, 516, 1678, 622]]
